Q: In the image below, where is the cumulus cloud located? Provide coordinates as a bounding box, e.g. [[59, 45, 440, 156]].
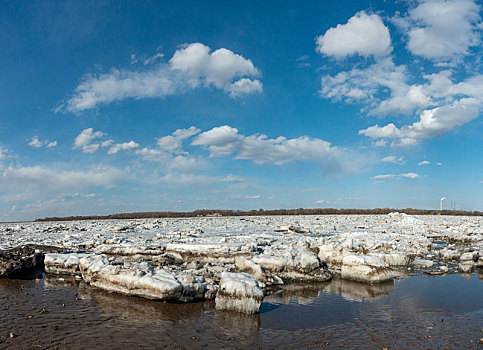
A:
[[191, 125, 242, 157], [157, 126, 201, 154], [398, 0, 482, 61], [418, 160, 430, 166], [319, 6, 483, 124], [372, 172, 420, 180], [360, 98, 481, 146], [169, 43, 260, 88], [227, 78, 263, 98], [191, 125, 360, 174], [132, 127, 205, 171], [320, 58, 435, 116], [107, 141, 139, 155], [423, 70, 483, 101], [73, 128, 106, 153], [58, 43, 262, 112], [316, 11, 392, 58], [28, 136, 57, 148]]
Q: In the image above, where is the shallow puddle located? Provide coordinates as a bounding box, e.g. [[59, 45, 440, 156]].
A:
[[1, 271, 482, 349]]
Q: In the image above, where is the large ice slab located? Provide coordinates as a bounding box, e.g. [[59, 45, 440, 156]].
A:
[[341, 254, 397, 284], [44, 253, 92, 275], [215, 272, 264, 314]]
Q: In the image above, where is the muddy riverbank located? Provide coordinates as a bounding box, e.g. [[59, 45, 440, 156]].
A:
[[1, 271, 482, 349]]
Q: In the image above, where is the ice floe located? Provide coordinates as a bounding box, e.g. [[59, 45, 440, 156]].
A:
[[1, 213, 482, 312], [215, 272, 264, 314]]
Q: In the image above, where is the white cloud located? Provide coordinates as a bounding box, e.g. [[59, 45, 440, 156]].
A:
[[372, 172, 420, 180], [156, 172, 237, 187], [143, 52, 164, 66], [79, 143, 99, 154], [418, 160, 430, 166], [191, 125, 242, 157], [172, 126, 201, 139], [132, 127, 205, 171], [107, 141, 139, 155], [320, 58, 431, 116], [374, 84, 432, 115], [227, 78, 263, 98], [100, 139, 114, 147], [316, 11, 392, 58], [73, 128, 106, 153], [0, 148, 8, 160], [296, 55, 311, 68], [169, 43, 260, 89], [381, 155, 395, 163], [29, 136, 57, 148], [222, 174, 244, 183], [423, 70, 483, 101], [168, 155, 207, 172], [0, 165, 125, 189], [192, 125, 360, 174], [59, 43, 262, 112], [28, 136, 43, 148], [360, 98, 481, 146], [373, 140, 387, 147], [157, 126, 201, 154], [400, 0, 482, 61], [134, 147, 170, 162], [382, 155, 405, 164], [320, 50, 483, 118]]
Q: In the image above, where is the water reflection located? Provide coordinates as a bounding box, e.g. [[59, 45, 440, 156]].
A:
[[263, 277, 395, 307], [213, 310, 261, 337], [264, 282, 329, 306], [460, 272, 474, 280], [326, 278, 394, 302], [3, 271, 483, 349]]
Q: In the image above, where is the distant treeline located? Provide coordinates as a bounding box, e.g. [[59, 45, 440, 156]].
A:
[[35, 208, 483, 222]]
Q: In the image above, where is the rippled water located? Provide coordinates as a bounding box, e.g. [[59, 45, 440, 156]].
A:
[[1, 271, 482, 349]]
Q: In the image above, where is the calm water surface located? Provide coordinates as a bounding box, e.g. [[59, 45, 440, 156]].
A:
[[1, 271, 482, 349]]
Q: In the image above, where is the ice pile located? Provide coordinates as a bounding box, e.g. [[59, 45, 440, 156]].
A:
[[1, 212, 482, 312]]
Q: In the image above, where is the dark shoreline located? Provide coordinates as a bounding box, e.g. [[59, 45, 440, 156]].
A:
[[33, 207, 483, 223]]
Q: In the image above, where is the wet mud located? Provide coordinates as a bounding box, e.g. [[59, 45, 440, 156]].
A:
[[1, 271, 482, 349]]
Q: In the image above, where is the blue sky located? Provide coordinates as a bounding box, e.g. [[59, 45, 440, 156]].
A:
[[1, 0, 482, 221]]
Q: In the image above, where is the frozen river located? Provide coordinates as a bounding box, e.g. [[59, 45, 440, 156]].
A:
[[1, 214, 482, 348]]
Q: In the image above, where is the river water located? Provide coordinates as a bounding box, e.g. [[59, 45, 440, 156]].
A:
[[1, 271, 482, 349]]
